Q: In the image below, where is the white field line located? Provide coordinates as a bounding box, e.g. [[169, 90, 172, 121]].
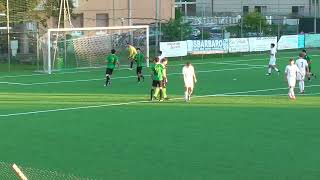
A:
[[0, 82, 31, 86], [0, 100, 150, 117], [4, 66, 265, 86], [1, 85, 319, 117], [193, 85, 320, 98], [0, 55, 300, 79]]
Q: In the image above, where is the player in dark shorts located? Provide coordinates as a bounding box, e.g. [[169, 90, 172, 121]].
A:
[[150, 57, 157, 100], [134, 48, 145, 83], [303, 49, 317, 81], [151, 57, 164, 101], [105, 49, 120, 86]]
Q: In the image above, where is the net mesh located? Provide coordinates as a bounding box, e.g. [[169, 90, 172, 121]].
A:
[[0, 162, 95, 180], [43, 26, 148, 73]]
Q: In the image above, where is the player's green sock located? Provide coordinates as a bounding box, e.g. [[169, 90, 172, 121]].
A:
[[162, 88, 167, 98], [106, 75, 110, 86], [154, 88, 160, 98], [150, 89, 154, 100], [159, 89, 163, 100]]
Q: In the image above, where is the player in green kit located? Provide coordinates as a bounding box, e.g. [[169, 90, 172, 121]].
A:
[[303, 49, 317, 81], [152, 58, 164, 101], [105, 49, 120, 87], [134, 48, 145, 83]]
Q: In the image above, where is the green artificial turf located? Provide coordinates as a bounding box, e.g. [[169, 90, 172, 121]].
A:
[[0, 49, 320, 179]]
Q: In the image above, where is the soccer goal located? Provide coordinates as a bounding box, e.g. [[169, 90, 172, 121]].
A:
[[43, 25, 149, 74]]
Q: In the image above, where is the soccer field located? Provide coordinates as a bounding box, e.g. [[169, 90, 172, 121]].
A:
[[0, 50, 320, 179]]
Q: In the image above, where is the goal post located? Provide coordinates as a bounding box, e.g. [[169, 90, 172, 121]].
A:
[[45, 25, 150, 74]]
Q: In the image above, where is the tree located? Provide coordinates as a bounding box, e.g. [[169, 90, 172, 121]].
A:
[[161, 8, 192, 41], [0, 0, 41, 23], [30, 0, 74, 28], [0, 3, 5, 12], [0, 0, 75, 27], [225, 11, 271, 37], [243, 11, 268, 34], [0, 0, 75, 55], [44, 0, 74, 20]]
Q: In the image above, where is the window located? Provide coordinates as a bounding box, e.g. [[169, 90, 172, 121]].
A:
[[292, 6, 299, 14], [72, 13, 83, 28], [292, 6, 304, 15], [96, 14, 109, 27], [254, 6, 261, 13], [72, 0, 79, 7], [254, 6, 267, 14], [243, 6, 249, 14]]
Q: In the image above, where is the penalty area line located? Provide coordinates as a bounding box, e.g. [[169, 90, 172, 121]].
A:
[[5, 66, 264, 86]]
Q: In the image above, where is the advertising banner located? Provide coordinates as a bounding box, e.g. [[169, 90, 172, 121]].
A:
[[228, 38, 250, 53], [187, 39, 228, 55], [278, 35, 298, 50], [305, 34, 320, 48], [160, 41, 188, 57], [298, 35, 305, 49], [248, 37, 277, 52]]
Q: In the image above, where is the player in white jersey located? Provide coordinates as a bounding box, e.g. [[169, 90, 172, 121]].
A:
[[295, 52, 309, 94], [285, 58, 301, 100], [182, 62, 197, 101], [266, 43, 280, 76]]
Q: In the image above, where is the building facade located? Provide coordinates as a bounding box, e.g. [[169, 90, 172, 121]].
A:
[[190, 0, 319, 17], [49, 0, 175, 28]]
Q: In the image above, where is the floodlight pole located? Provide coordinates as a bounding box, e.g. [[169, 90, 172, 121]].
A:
[[7, 0, 10, 72], [240, 0, 243, 38], [159, 0, 162, 43], [128, 0, 133, 44], [113, 0, 115, 25], [128, 0, 132, 26], [314, 0, 317, 33], [277, 0, 280, 40], [155, 0, 159, 54]]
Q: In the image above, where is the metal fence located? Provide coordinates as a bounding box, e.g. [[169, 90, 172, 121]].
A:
[[0, 0, 320, 73]]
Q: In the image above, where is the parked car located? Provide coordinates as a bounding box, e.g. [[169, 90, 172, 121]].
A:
[[210, 27, 223, 39], [192, 28, 201, 37]]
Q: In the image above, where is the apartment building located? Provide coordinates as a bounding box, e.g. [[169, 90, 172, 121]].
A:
[[186, 0, 319, 17], [53, 0, 175, 28]]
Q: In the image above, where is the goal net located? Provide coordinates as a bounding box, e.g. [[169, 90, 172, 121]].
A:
[[42, 25, 149, 74]]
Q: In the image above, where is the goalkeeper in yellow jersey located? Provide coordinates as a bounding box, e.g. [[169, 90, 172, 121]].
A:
[[127, 43, 137, 70]]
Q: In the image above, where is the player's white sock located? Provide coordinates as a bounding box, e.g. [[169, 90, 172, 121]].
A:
[[288, 89, 292, 98], [301, 81, 305, 92], [274, 67, 279, 72], [299, 81, 303, 92], [185, 91, 188, 101], [268, 68, 272, 74], [290, 87, 295, 98], [188, 91, 192, 100]]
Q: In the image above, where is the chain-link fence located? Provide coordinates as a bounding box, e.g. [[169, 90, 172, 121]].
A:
[[0, 0, 320, 73], [153, 1, 320, 61]]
